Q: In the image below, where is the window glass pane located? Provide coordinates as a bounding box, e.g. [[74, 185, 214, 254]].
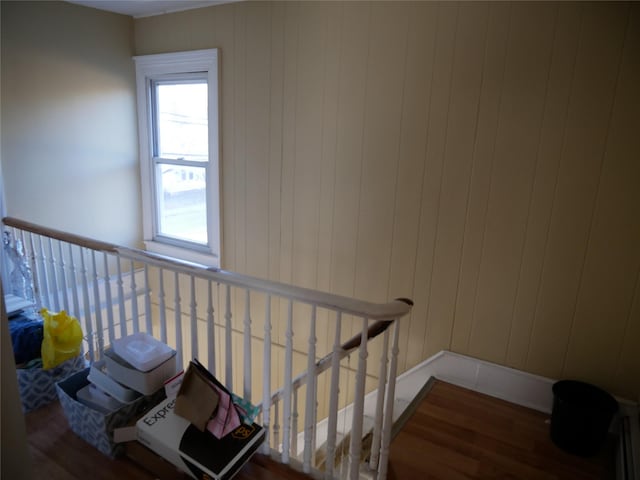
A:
[[156, 82, 208, 161], [157, 164, 207, 245]]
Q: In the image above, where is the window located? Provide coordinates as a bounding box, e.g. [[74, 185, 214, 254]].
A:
[[134, 49, 220, 267]]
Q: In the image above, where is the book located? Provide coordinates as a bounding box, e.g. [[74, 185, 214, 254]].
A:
[[136, 397, 265, 480]]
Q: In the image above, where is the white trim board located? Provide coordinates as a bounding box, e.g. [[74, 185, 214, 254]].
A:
[[398, 350, 638, 416], [300, 350, 638, 456]]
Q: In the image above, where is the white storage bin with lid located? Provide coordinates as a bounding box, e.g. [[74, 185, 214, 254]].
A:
[[76, 383, 125, 414], [88, 360, 142, 404], [112, 332, 173, 372], [103, 347, 178, 395]]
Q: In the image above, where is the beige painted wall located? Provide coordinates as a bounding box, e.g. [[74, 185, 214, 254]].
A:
[[1, 1, 140, 246], [135, 1, 640, 400]]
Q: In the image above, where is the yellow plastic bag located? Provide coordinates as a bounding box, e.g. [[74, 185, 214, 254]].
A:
[[40, 308, 83, 370]]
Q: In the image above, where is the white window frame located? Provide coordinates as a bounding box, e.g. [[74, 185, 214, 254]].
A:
[[134, 49, 221, 268]]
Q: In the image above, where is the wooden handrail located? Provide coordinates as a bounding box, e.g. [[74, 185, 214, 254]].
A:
[[3, 216, 413, 321], [3, 217, 118, 253]]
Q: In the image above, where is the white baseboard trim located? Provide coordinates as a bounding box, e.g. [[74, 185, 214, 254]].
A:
[[297, 350, 640, 478], [397, 350, 637, 416]]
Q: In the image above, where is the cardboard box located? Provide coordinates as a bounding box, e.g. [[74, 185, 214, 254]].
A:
[[17, 355, 85, 412], [137, 397, 265, 480], [56, 368, 164, 457]]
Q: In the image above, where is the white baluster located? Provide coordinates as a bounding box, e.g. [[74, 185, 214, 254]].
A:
[[349, 317, 368, 480], [378, 321, 400, 480], [80, 249, 94, 361], [144, 265, 153, 335], [91, 251, 104, 355], [116, 257, 127, 338], [207, 280, 215, 375], [68, 244, 80, 321], [158, 268, 167, 344], [224, 284, 233, 392], [18, 229, 35, 302], [130, 260, 139, 333], [325, 312, 342, 479], [292, 389, 299, 457], [29, 232, 46, 307], [190, 275, 198, 359], [243, 289, 252, 401], [37, 235, 51, 308], [174, 272, 183, 369], [103, 253, 115, 348], [58, 241, 69, 312], [369, 328, 390, 471], [47, 238, 60, 311], [282, 300, 294, 464], [261, 295, 272, 454], [303, 305, 317, 472], [273, 397, 280, 453]]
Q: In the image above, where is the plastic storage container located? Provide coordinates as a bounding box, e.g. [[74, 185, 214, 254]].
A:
[[112, 333, 174, 372], [103, 348, 177, 395], [88, 360, 142, 404], [77, 383, 125, 414], [550, 379, 618, 457]]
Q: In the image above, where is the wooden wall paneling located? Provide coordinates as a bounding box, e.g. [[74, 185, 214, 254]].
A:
[[526, 3, 628, 379], [422, 2, 488, 360], [563, 3, 640, 392], [290, 4, 326, 353], [277, 2, 300, 346], [315, 3, 342, 366], [216, 4, 237, 272], [353, 2, 408, 303], [351, 3, 409, 376], [506, 3, 582, 370], [450, 2, 511, 355], [134, 15, 168, 54], [268, 2, 285, 344], [278, 2, 299, 286], [187, 3, 217, 49], [615, 272, 640, 400], [328, 2, 370, 300], [291, 3, 325, 292], [244, 1, 271, 282], [314, 2, 341, 296], [613, 3, 640, 401], [406, 3, 458, 369], [233, 5, 247, 275], [387, 2, 437, 373], [467, 3, 556, 364]]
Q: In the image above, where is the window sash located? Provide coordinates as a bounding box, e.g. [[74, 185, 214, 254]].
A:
[[134, 49, 221, 268]]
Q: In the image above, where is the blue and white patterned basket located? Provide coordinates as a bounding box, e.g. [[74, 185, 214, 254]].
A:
[[17, 355, 85, 413], [56, 368, 165, 457]]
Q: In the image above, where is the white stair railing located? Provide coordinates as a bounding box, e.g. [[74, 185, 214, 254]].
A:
[[2, 216, 413, 479]]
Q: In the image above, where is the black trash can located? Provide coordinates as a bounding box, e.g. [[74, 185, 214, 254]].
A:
[[550, 380, 618, 457]]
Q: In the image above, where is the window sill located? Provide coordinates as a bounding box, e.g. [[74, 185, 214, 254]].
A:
[[144, 240, 220, 269]]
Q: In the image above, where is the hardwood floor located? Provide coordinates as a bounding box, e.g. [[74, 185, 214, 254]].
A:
[[388, 380, 616, 480], [24, 401, 308, 480], [24, 380, 617, 479]]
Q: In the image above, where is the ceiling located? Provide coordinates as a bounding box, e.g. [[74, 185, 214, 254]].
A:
[[66, 0, 235, 18]]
